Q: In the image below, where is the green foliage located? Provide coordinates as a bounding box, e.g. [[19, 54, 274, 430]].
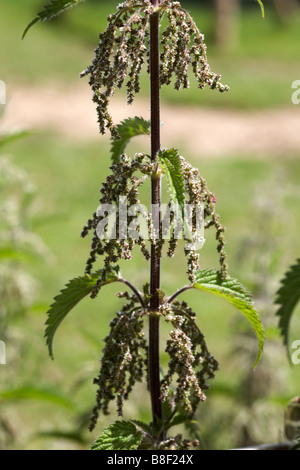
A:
[[158, 148, 185, 213], [0, 248, 37, 263], [256, 0, 265, 19], [23, 0, 86, 38], [130, 420, 152, 435], [291, 438, 300, 451], [167, 413, 195, 430], [275, 259, 300, 356], [91, 421, 143, 451], [35, 430, 88, 445], [111, 117, 150, 164], [0, 130, 30, 149], [193, 269, 264, 367], [0, 386, 77, 411], [45, 267, 120, 358]]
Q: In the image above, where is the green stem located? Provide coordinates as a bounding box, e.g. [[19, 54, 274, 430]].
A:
[[149, 0, 164, 439], [167, 285, 193, 305], [119, 279, 146, 309]]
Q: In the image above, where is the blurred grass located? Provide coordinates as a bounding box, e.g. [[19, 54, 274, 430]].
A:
[[1, 0, 300, 450]]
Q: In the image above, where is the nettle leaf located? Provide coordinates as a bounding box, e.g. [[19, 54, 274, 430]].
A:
[[193, 269, 264, 367], [167, 413, 194, 430], [256, 0, 265, 18], [158, 148, 185, 213], [111, 117, 150, 163], [91, 421, 143, 451], [23, 0, 86, 39], [275, 259, 300, 355], [130, 420, 152, 435], [46, 267, 120, 358]]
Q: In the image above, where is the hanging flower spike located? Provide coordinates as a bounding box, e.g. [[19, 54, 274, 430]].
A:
[[81, 0, 228, 138]]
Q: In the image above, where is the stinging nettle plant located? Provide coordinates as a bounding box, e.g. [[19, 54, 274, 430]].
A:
[[24, 0, 265, 450]]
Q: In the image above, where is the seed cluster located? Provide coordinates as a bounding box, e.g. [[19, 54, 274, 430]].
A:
[[160, 301, 219, 415], [90, 292, 147, 431], [81, 153, 155, 298], [89, 291, 218, 431], [157, 435, 199, 450], [80, 0, 154, 138], [159, 150, 228, 283], [180, 155, 228, 282], [160, 1, 229, 93], [82, 150, 227, 296], [80, 0, 229, 137]]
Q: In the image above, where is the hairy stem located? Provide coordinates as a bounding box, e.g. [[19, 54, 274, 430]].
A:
[[149, 0, 164, 437]]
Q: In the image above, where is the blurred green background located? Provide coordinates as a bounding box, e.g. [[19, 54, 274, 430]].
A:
[[0, 0, 300, 450]]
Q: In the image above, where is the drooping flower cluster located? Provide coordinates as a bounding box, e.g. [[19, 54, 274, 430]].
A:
[[158, 150, 228, 283], [180, 156, 228, 282], [160, 1, 229, 93], [156, 435, 199, 450], [160, 301, 219, 415], [90, 292, 147, 431], [81, 153, 155, 298], [82, 149, 228, 297], [80, 0, 229, 138], [80, 0, 154, 138], [89, 290, 218, 433]]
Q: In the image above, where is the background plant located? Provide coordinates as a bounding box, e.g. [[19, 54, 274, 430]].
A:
[[0, 124, 82, 449], [196, 169, 300, 448]]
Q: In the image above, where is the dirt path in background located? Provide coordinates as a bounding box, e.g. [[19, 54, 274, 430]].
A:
[[1, 84, 300, 158]]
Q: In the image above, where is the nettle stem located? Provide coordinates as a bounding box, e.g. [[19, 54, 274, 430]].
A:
[[149, 0, 163, 436]]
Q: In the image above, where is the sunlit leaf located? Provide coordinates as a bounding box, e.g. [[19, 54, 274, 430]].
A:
[[256, 0, 265, 18], [91, 421, 143, 450], [158, 148, 185, 213], [193, 269, 264, 367], [130, 420, 152, 435], [45, 267, 120, 358], [23, 0, 86, 38], [111, 117, 150, 163]]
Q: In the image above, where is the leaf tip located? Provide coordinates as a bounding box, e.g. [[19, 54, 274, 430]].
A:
[[22, 18, 39, 39]]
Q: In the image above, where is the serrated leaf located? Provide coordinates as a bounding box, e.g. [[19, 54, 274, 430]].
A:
[[46, 267, 120, 358], [130, 420, 152, 435], [23, 0, 86, 38], [111, 117, 150, 163], [168, 413, 192, 430], [193, 269, 264, 368], [91, 421, 143, 450], [275, 259, 300, 356], [256, 0, 265, 18], [158, 148, 185, 213]]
